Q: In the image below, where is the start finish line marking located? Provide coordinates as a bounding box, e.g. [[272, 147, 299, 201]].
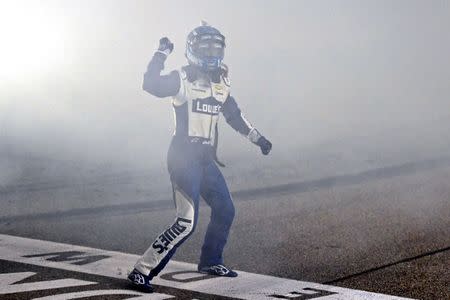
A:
[[0, 234, 413, 300]]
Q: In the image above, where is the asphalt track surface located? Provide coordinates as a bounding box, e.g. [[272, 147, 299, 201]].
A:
[[1, 156, 449, 299]]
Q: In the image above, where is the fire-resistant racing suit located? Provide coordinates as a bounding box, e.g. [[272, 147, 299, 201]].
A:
[[134, 51, 271, 279]]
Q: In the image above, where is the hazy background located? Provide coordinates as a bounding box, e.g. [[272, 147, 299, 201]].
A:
[[1, 0, 450, 213]]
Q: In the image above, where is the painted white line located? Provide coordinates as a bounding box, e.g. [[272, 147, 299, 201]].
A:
[[0, 272, 96, 294], [0, 234, 414, 299], [32, 290, 175, 300]]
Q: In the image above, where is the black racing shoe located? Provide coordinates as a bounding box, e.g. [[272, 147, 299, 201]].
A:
[[198, 264, 238, 277], [127, 268, 153, 293]]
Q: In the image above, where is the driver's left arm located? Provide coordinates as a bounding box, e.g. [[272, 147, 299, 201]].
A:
[[221, 95, 272, 155]]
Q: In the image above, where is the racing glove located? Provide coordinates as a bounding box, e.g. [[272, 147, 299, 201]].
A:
[[257, 136, 272, 155], [247, 128, 272, 155], [157, 37, 174, 57]]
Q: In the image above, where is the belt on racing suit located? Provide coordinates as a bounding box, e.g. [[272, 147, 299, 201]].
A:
[[173, 128, 225, 167]]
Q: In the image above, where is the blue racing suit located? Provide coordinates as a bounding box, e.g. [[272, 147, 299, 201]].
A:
[[134, 51, 264, 278]]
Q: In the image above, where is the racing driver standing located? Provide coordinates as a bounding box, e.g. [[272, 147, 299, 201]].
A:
[[128, 22, 272, 293]]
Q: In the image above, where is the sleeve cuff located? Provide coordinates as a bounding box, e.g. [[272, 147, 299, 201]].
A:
[[247, 128, 262, 144], [155, 50, 168, 58], [153, 51, 168, 61]]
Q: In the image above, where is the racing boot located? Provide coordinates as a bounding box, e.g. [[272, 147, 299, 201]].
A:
[[127, 268, 153, 293], [198, 264, 238, 277]]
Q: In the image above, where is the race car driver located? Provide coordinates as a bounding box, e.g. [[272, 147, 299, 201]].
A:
[[128, 22, 272, 293]]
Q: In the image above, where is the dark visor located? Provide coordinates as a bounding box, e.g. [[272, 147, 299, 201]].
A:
[[195, 41, 224, 58]]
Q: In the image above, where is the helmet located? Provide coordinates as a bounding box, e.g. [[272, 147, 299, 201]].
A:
[[185, 21, 225, 71]]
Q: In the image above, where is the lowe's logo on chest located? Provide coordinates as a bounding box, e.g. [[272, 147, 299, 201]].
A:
[[192, 97, 222, 115]]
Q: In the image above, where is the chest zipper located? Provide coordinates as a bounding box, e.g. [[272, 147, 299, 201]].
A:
[[207, 80, 214, 141]]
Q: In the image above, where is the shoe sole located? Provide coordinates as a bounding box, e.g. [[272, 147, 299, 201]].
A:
[[127, 279, 154, 293], [198, 269, 238, 278]]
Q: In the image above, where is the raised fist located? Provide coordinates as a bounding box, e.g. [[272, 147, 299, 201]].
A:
[[157, 37, 174, 56]]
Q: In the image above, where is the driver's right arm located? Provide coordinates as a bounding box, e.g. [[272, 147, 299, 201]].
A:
[[142, 38, 180, 98]]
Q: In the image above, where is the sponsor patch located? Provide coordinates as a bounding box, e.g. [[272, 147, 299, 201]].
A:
[[192, 98, 222, 115], [152, 217, 192, 254]]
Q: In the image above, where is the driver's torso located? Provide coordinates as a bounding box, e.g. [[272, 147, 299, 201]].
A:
[[171, 67, 230, 145]]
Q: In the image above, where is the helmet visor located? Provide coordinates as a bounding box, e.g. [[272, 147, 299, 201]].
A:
[[195, 38, 224, 59]]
